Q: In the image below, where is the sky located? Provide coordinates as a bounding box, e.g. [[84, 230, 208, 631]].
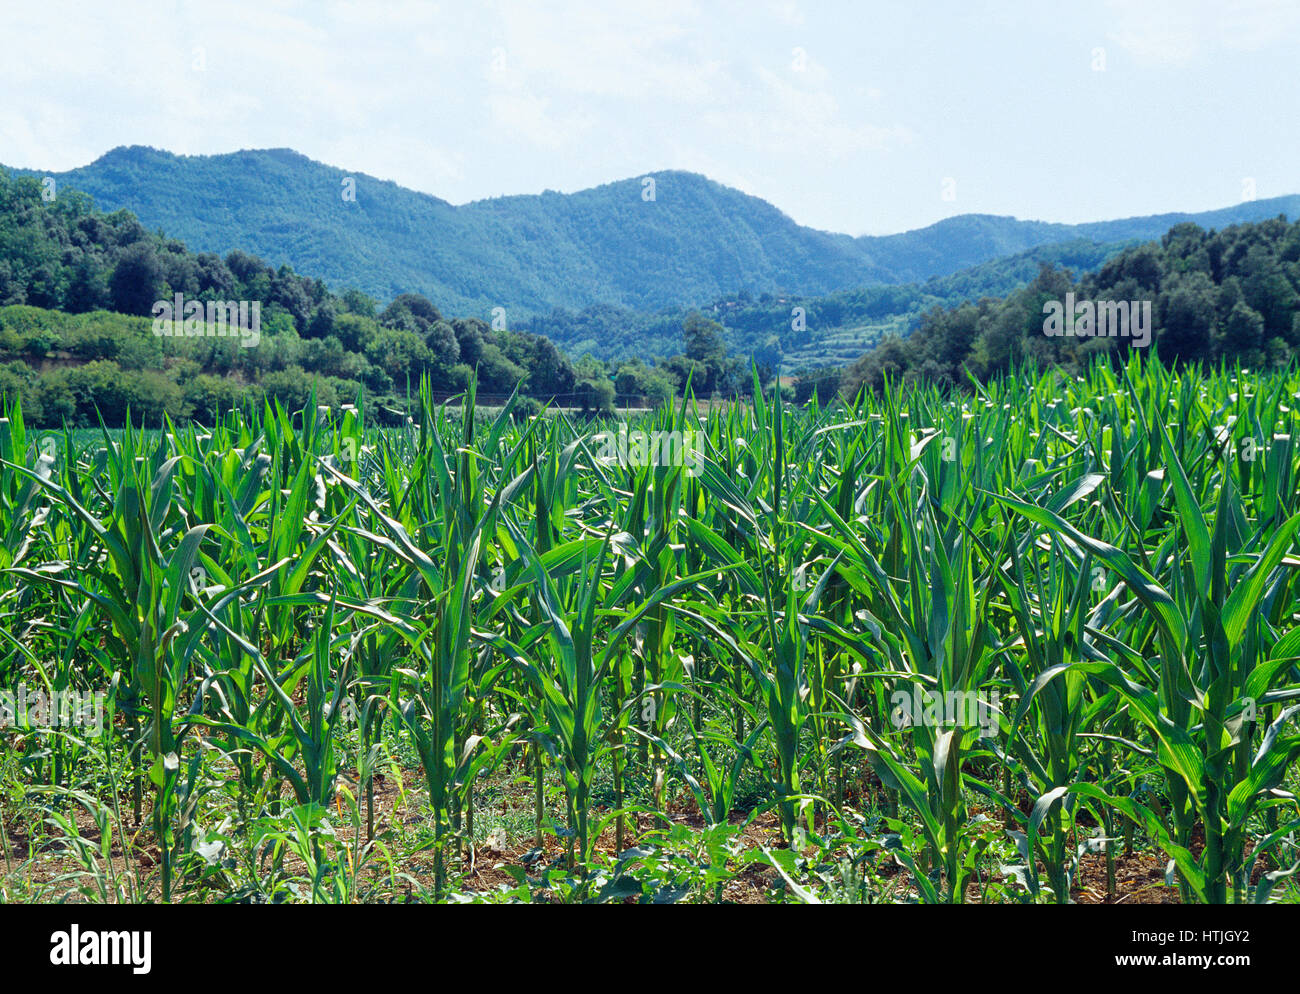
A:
[[1, 0, 1297, 236]]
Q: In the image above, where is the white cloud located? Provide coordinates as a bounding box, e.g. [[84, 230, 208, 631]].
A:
[[490, 0, 720, 103], [724, 64, 911, 160], [486, 91, 595, 150], [0, 1, 1294, 236], [1105, 0, 1300, 62], [768, 1, 806, 27]]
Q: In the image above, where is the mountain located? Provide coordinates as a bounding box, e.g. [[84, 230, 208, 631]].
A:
[[11, 146, 1300, 319]]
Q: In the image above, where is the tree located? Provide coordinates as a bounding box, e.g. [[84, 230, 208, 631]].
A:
[[574, 375, 615, 415], [683, 311, 727, 393], [182, 374, 245, 424], [474, 343, 527, 394], [333, 313, 378, 353], [684, 311, 725, 365], [260, 366, 336, 412], [1265, 337, 1290, 368], [1111, 243, 1162, 293], [224, 250, 268, 285], [1158, 276, 1216, 362], [841, 335, 912, 398], [527, 336, 576, 397], [614, 360, 650, 396], [379, 301, 420, 335], [306, 301, 337, 340], [161, 241, 200, 296], [341, 289, 377, 318], [194, 252, 236, 297], [65, 255, 111, 313], [451, 318, 489, 366], [1241, 247, 1298, 338], [366, 327, 431, 383], [390, 293, 441, 326], [661, 354, 701, 394], [1221, 301, 1265, 359], [425, 319, 460, 367], [269, 266, 312, 327], [110, 242, 165, 316]]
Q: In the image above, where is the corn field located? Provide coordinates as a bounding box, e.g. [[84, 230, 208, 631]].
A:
[[2, 355, 1300, 904]]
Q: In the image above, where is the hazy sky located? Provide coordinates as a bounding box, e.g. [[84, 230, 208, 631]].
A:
[[2, 0, 1297, 235]]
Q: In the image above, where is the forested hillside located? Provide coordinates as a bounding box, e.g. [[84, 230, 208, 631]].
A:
[[526, 237, 1130, 368], [15, 145, 1299, 319], [7, 158, 1300, 427], [840, 217, 1300, 397], [0, 169, 595, 425]]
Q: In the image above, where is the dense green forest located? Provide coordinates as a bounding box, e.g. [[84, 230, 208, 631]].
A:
[[836, 216, 1300, 399], [0, 167, 770, 426], [6, 157, 1299, 429], [16, 145, 1299, 319]]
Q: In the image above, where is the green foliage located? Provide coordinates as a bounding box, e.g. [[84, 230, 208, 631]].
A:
[[842, 217, 1300, 397], [2, 358, 1300, 904], [14, 147, 1297, 334], [0, 169, 588, 425]]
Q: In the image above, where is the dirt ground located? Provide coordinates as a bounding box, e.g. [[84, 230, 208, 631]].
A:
[[2, 763, 1198, 904]]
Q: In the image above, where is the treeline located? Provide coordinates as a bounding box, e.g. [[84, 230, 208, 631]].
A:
[[0, 168, 780, 426], [0, 169, 621, 425], [836, 217, 1300, 398], [0, 304, 573, 425]]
